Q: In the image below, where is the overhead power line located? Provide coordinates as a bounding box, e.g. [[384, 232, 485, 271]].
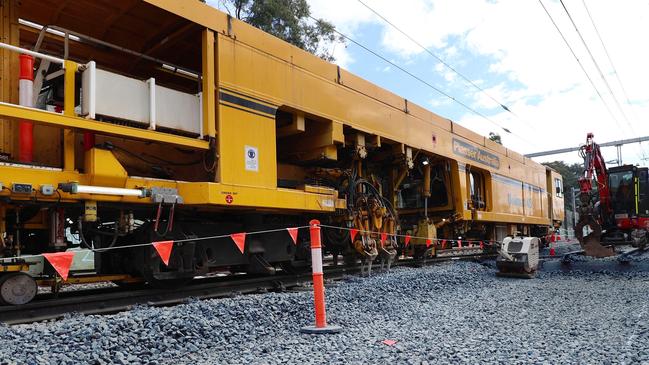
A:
[[580, 0, 645, 161], [537, 0, 627, 136], [558, 0, 635, 136], [580, 0, 635, 112], [307, 15, 517, 137], [356, 0, 514, 116]]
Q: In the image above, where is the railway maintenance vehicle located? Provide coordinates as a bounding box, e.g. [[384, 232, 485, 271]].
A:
[[0, 0, 564, 304]]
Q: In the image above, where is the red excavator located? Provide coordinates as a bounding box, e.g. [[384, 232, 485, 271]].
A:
[[575, 133, 649, 257]]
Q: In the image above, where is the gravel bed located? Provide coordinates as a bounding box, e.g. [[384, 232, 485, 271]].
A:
[[1, 254, 649, 364], [37, 282, 119, 294]]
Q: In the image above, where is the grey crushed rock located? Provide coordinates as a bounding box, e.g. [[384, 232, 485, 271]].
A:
[[0, 247, 648, 365]]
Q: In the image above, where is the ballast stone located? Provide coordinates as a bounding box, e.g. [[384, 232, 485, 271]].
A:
[[0, 258, 647, 364]]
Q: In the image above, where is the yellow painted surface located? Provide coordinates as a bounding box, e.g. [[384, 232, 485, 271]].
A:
[[0, 163, 336, 212], [549, 170, 565, 222], [0, 0, 563, 223], [0, 103, 210, 150], [202, 28, 216, 138], [141, 0, 559, 202], [0, 263, 29, 272], [177, 182, 336, 212], [217, 103, 277, 188], [84, 149, 128, 187]]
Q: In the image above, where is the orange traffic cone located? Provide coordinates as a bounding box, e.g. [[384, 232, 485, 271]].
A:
[[549, 240, 555, 256]]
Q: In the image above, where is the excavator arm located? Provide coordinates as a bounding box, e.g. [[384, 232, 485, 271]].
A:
[[575, 133, 616, 257]]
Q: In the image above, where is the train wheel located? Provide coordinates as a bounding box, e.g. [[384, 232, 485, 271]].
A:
[[0, 273, 37, 305]]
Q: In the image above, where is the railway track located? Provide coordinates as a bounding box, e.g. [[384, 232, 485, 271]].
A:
[[0, 254, 495, 325]]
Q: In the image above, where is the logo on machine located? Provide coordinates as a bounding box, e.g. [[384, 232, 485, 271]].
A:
[[225, 194, 234, 204], [245, 145, 259, 172], [452, 138, 500, 169]]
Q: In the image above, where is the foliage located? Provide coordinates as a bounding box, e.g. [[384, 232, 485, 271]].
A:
[[542, 160, 583, 193], [219, 0, 344, 62], [542, 160, 584, 210], [488, 132, 502, 145]]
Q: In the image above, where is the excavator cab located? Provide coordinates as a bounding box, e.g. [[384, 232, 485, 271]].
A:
[[608, 166, 637, 227], [607, 166, 649, 228]]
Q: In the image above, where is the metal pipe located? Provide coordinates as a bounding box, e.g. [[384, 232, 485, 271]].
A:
[[58, 183, 147, 198], [47, 25, 200, 77], [0, 42, 64, 64], [83, 61, 96, 150], [147, 78, 156, 130], [74, 185, 145, 197]]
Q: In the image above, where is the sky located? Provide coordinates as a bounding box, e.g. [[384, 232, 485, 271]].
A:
[[208, 0, 649, 167]]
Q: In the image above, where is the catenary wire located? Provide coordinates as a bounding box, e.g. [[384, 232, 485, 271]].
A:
[[580, 0, 647, 160], [356, 0, 537, 130], [538, 0, 628, 138], [308, 15, 546, 147], [559, 0, 635, 135]]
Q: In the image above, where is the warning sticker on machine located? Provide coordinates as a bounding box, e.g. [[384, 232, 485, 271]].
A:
[[245, 145, 258, 172]]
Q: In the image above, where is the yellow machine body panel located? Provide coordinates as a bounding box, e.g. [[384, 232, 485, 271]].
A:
[[0, 0, 563, 223]]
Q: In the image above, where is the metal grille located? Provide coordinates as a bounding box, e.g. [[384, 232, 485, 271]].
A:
[[507, 241, 524, 253]]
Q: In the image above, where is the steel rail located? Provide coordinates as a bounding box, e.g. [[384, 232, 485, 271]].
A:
[[0, 254, 495, 325]]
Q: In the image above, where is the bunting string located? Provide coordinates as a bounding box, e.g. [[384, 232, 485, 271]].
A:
[[0, 222, 509, 279], [317, 224, 500, 247]]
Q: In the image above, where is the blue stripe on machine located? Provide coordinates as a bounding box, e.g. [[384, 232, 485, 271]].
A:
[[219, 91, 277, 116]]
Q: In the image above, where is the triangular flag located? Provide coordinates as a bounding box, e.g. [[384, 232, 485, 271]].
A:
[[382, 339, 397, 346], [350, 228, 359, 242], [404, 235, 411, 247], [152, 240, 174, 266], [287, 227, 299, 245], [457, 240, 462, 248], [441, 239, 447, 249], [42, 252, 76, 281], [426, 239, 432, 248], [480, 241, 484, 250], [380, 232, 387, 245], [231, 232, 246, 254]]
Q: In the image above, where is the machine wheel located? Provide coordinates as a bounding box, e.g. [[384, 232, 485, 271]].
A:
[[0, 273, 37, 305]]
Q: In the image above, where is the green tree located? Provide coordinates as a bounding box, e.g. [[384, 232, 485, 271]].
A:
[[542, 160, 584, 211], [220, 0, 343, 62], [542, 161, 583, 193], [488, 132, 502, 145]]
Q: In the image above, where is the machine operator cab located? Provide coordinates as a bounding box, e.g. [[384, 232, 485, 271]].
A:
[[607, 165, 649, 245]]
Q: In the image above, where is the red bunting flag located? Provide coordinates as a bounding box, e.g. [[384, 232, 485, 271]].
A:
[[350, 228, 359, 242], [286, 227, 299, 245], [380, 232, 387, 245], [231, 232, 246, 254], [42, 252, 76, 281], [441, 239, 447, 249], [152, 240, 174, 266], [382, 339, 397, 346], [457, 240, 462, 248], [426, 239, 432, 248], [404, 235, 411, 247], [480, 241, 484, 250]]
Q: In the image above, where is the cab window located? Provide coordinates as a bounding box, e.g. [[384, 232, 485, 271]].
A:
[[554, 178, 563, 198], [469, 169, 486, 210]]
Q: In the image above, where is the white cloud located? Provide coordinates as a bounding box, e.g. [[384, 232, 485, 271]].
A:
[[310, 0, 649, 164], [209, 0, 649, 165]]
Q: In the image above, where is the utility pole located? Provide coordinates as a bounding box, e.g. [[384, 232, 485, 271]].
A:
[[572, 187, 579, 230]]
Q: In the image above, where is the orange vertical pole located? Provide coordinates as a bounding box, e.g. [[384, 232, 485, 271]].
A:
[[18, 54, 33, 162], [300, 220, 341, 334]]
